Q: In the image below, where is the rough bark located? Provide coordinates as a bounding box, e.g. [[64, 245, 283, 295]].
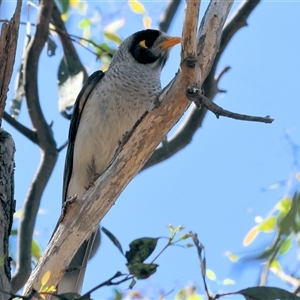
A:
[[11, 0, 58, 292], [0, 0, 22, 298], [0, 130, 15, 299]]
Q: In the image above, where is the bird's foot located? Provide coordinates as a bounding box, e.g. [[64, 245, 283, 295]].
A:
[[59, 194, 77, 223]]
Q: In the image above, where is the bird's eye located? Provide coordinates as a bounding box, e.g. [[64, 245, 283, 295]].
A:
[[139, 40, 148, 48], [139, 39, 154, 48]]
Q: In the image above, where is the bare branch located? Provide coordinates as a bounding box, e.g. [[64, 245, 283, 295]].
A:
[[22, 1, 234, 296], [0, 1, 22, 297], [51, 2, 89, 118], [52, 2, 88, 77], [3, 111, 37, 144], [57, 140, 68, 152], [186, 88, 273, 123], [11, 0, 58, 292], [143, 0, 261, 171], [0, 130, 16, 300], [159, 0, 182, 33], [0, 0, 22, 125]]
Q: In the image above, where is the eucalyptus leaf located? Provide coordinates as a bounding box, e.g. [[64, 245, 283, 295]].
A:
[[127, 262, 158, 279], [238, 286, 300, 300], [125, 237, 158, 264], [101, 227, 124, 255], [57, 0, 69, 14]]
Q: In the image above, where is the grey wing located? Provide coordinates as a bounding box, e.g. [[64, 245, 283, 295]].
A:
[[62, 70, 105, 203]]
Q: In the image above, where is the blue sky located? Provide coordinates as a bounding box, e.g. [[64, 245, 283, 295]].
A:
[[3, 1, 300, 299]]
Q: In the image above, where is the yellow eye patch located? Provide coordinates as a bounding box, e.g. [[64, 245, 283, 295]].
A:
[[139, 40, 147, 48]]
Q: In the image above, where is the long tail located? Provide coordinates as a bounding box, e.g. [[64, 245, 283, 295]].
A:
[[50, 229, 100, 298]]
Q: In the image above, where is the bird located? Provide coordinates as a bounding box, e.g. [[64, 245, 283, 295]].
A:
[[55, 29, 181, 296]]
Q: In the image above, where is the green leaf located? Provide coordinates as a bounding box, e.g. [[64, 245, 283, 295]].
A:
[[78, 18, 91, 29], [186, 295, 202, 300], [11, 229, 18, 235], [41, 270, 51, 288], [129, 278, 136, 289], [168, 224, 175, 232], [179, 233, 190, 240], [278, 193, 299, 234], [128, 0, 147, 14], [127, 262, 158, 279], [270, 259, 282, 271], [243, 225, 259, 246], [259, 216, 277, 232], [104, 31, 122, 45], [175, 288, 186, 300], [222, 278, 235, 285], [276, 196, 292, 214], [13, 209, 23, 219], [279, 236, 292, 255], [112, 289, 123, 300], [101, 227, 123, 255], [225, 251, 240, 262], [57, 0, 69, 14], [206, 269, 216, 281], [69, 0, 79, 8], [238, 286, 300, 300], [143, 15, 152, 29], [92, 42, 115, 59], [32, 239, 42, 260], [125, 237, 159, 264], [104, 19, 125, 33]]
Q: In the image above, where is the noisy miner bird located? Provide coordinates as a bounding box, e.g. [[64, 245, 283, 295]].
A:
[[56, 29, 181, 295]]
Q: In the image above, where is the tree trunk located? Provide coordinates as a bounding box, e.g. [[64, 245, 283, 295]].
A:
[[0, 129, 15, 299]]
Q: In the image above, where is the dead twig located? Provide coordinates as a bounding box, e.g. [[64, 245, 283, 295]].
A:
[[186, 87, 273, 124]]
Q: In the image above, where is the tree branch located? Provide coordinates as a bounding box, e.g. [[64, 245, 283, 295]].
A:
[[0, 129, 16, 299], [143, 0, 261, 171], [0, 0, 22, 126], [51, 2, 86, 74], [0, 1, 22, 298], [51, 1, 88, 118], [186, 88, 273, 123], [159, 0, 182, 33], [22, 1, 234, 296], [3, 111, 37, 144], [11, 0, 58, 292]]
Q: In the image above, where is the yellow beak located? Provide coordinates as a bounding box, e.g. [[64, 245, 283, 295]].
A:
[[159, 36, 181, 50]]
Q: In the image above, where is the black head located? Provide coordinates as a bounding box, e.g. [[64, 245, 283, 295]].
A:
[[128, 29, 181, 68]]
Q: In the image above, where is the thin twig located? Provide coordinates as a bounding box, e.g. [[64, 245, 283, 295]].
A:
[[57, 140, 68, 152], [259, 232, 281, 286], [68, 33, 114, 57], [79, 272, 132, 299], [186, 87, 273, 123], [3, 111, 38, 144]]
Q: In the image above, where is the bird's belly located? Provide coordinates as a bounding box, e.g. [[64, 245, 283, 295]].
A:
[[67, 93, 152, 199]]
